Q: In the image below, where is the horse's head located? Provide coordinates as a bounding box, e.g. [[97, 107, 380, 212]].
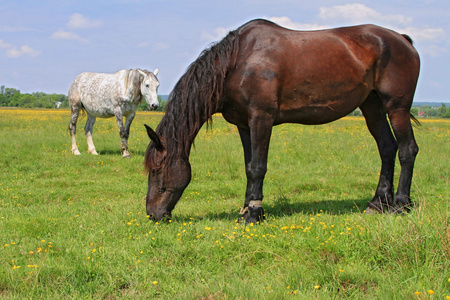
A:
[[144, 124, 191, 221], [139, 69, 160, 111]]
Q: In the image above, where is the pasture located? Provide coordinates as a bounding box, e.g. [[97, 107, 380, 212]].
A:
[[0, 108, 449, 299]]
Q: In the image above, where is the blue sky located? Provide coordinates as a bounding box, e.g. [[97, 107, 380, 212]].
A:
[[0, 0, 448, 102]]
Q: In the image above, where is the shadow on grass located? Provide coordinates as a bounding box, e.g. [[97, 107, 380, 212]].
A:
[[266, 198, 370, 216], [172, 198, 371, 223], [98, 149, 147, 156]]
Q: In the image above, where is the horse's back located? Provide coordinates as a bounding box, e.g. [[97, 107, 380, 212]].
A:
[[69, 70, 130, 116], [71, 70, 128, 93], [223, 20, 419, 125], [235, 20, 418, 76]]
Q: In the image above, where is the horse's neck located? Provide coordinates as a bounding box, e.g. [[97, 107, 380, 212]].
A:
[[125, 70, 141, 101], [161, 107, 214, 159]]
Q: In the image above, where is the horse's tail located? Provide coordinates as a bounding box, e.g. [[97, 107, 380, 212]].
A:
[[402, 34, 414, 45], [79, 102, 87, 118], [410, 113, 421, 127], [400, 34, 420, 126], [162, 29, 240, 138]]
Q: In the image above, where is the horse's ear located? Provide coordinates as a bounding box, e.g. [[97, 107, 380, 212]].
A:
[[153, 68, 159, 76], [137, 69, 147, 77], [144, 124, 164, 151]]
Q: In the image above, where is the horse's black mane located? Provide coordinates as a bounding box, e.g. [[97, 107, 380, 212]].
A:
[[145, 28, 239, 168], [160, 32, 238, 149]]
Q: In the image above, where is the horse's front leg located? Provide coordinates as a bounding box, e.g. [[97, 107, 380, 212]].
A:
[[114, 109, 130, 157], [238, 116, 273, 223], [69, 105, 81, 155]]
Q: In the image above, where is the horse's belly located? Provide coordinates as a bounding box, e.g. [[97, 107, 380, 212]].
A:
[[83, 104, 115, 118], [275, 106, 349, 125], [275, 83, 370, 125]]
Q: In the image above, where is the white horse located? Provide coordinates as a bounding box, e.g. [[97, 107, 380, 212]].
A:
[[69, 68, 159, 157]]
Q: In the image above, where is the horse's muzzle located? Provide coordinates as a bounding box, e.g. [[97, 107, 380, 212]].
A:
[[147, 211, 172, 222], [149, 103, 159, 111]]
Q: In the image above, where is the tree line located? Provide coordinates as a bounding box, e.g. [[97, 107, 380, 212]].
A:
[[1, 85, 449, 117], [1, 86, 68, 109], [0, 85, 166, 111], [410, 104, 450, 118], [348, 104, 450, 118]]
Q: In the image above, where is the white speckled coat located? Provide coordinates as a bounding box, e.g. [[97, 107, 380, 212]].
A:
[[68, 68, 159, 157]]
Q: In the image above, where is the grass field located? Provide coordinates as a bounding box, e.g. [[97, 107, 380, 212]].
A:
[[0, 108, 449, 299]]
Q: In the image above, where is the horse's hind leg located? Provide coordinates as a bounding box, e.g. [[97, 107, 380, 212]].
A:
[[388, 109, 418, 213], [85, 114, 98, 155], [360, 93, 398, 212], [237, 113, 273, 223], [69, 104, 81, 155], [120, 112, 135, 158]]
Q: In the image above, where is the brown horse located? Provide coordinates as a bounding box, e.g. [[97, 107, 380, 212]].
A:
[[144, 19, 420, 223]]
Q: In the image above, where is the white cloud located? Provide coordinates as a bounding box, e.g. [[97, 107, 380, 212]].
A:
[[51, 29, 89, 43], [0, 39, 11, 49], [204, 5, 446, 59], [319, 3, 413, 26], [401, 27, 446, 42], [7, 45, 40, 58], [268, 17, 328, 31], [67, 13, 103, 29], [315, 3, 445, 44], [201, 27, 229, 41], [420, 45, 447, 58]]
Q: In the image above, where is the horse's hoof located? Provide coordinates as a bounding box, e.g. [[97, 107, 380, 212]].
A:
[[243, 207, 265, 224], [388, 204, 413, 214], [365, 207, 381, 214], [72, 150, 81, 155], [390, 197, 414, 214]]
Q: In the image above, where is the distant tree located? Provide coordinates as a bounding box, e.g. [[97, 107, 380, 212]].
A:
[[438, 103, 447, 117], [0, 86, 70, 108], [4, 88, 21, 106], [419, 105, 438, 117], [137, 96, 165, 111], [0, 85, 5, 106], [18, 94, 38, 108], [348, 108, 362, 116]]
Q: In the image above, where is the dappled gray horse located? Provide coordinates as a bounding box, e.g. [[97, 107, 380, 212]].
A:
[[69, 68, 159, 157]]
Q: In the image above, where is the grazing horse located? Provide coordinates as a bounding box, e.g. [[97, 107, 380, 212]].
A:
[[69, 68, 159, 157], [144, 19, 420, 223]]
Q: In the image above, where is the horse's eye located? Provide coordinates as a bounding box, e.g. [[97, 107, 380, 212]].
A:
[[145, 84, 150, 88], [159, 188, 166, 194]]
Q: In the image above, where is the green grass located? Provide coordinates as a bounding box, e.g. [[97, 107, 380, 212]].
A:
[[0, 108, 449, 299]]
